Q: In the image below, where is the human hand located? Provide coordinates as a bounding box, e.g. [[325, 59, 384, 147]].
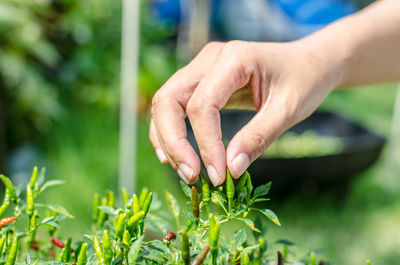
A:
[[150, 39, 349, 186]]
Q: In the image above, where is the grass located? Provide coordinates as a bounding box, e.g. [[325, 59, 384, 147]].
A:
[[39, 83, 399, 264]]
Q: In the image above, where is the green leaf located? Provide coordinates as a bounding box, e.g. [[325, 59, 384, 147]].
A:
[[211, 190, 226, 207], [229, 230, 247, 250], [275, 239, 295, 246], [252, 182, 271, 199], [255, 208, 281, 226], [165, 191, 180, 218], [35, 203, 74, 218], [237, 218, 260, 233], [98, 206, 117, 216], [41, 215, 67, 225], [180, 181, 192, 199], [183, 209, 196, 223], [128, 235, 144, 264], [252, 198, 270, 203], [38, 180, 65, 195]]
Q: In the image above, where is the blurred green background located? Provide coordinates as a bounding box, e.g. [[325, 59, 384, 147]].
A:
[[0, 1, 399, 264]]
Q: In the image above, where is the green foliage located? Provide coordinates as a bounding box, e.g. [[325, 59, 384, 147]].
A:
[[0, 167, 370, 264]]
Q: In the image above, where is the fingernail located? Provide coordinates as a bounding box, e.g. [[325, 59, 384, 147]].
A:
[[231, 153, 250, 178], [177, 163, 194, 184], [207, 165, 221, 186], [155, 148, 167, 163]]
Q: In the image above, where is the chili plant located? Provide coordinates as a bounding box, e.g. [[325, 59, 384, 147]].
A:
[[0, 167, 372, 265]]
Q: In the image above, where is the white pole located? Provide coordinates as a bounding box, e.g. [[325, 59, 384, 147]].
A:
[[119, 0, 139, 194], [383, 84, 400, 192]]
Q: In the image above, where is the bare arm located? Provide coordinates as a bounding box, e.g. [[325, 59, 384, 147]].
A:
[[150, 0, 400, 186]]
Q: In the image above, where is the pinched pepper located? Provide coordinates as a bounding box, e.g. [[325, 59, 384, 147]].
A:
[[6, 237, 19, 265], [200, 175, 210, 216], [179, 229, 190, 265], [77, 243, 88, 265], [191, 186, 200, 220], [190, 246, 209, 265], [226, 169, 235, 213], [0, 217, 16, 228]]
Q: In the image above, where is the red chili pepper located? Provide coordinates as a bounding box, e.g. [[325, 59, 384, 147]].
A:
[[51, 237, 65, 248], [0, 216, 16, 228], [30, 242, 40, 250], [164, 231, 177, 242]]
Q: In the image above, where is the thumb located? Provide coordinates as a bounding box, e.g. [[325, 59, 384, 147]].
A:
[[226, 105, 295, 179]]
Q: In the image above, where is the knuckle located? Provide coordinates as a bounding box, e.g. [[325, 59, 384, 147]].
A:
[[249, 132, 269, 159], [203, 41, 222, 51], [186, 98, 203, 117]]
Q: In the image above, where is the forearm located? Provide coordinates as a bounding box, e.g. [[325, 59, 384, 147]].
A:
[[301, 0, 400, 88]]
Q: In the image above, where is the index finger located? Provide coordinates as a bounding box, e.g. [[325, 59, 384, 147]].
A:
[[186, 41, 255, 186]]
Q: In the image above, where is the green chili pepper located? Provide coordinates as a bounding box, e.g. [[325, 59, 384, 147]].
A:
[[0, 175, 16, 202], [121, 188, 130, 205], [97, 197, 108, 226], [126, 211, 145, 233], [103, 230, 113, 264], [28, 212, 37, 243], [190, 246, 209, 265], [115, 213, 127, 240], [0, 189, 10, 218], [191, 186, 200, 220], [310, 251, 316, 265], [366, 260, 371, 265], [200, 174, 210, 216], [242, 253, 250, 265], [282, 245, 288, 259], [245, 171, 252, 201], [26, 185, 34, 219], [106, 190, 115, 208], [209, 215, 220, 265], [0, 236, 6, 255], [236, 171, 248, 202], [77, 242, 88, 265], [61, 237, 72, 262], [6, 237, 18, 265], [93, 193, 100, 222], [29, 167, 38, 190], [132, 194, 141, 214], [94, 237, 106, 265], [139, 187, 149, 207], [141, 192, 152, 217], [226, 169, 235, 213], [179, 229, 190, 265], [122, 230, 131, 246]]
